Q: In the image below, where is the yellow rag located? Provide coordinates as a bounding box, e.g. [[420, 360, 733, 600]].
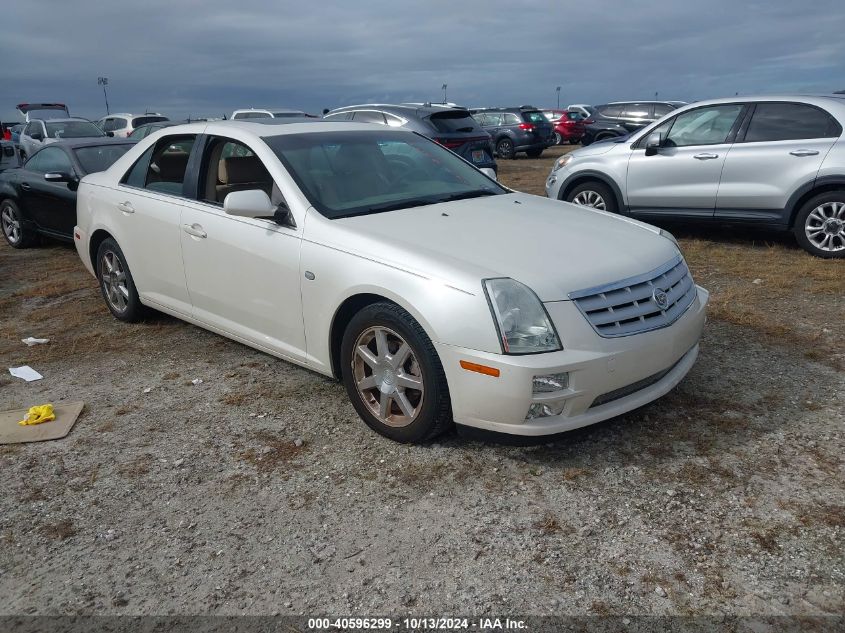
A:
[[18, 404, 56, 426]]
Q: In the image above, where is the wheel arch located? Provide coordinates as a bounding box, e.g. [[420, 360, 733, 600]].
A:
[[786, 176, 845, 228], [88, 228, 115, 270], [558, 170, 625, 211]]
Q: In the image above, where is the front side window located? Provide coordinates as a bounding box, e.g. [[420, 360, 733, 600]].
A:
[[653, 103, 674, 117], [744, 103, 840, 142], [45, 121, 104, 139], [121, 135, 195, 195], [598, 105, 622, 117], [263, 130, 506, 219], [323, 112, 350, 121], [664, 105, 743, 147], [35, 147, 74, 174], [199, 137, 275, 205]]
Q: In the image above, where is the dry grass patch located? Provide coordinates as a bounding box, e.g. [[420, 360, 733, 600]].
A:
[[238, 430, 308, 473], [41, 519, 77, 540]]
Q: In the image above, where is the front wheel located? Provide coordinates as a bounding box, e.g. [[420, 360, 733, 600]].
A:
[[96, 238, 146, 321], [340, 302, 452, 443], [553, 132, 562, 145], [793, 192, 845, 258], [565, 181, 618, 213]]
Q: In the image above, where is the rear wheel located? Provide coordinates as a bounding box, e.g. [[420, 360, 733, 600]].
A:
[[793, 191, 845, 258], [341, 302, 452, 443], [496, 138, 516, 160], [565, 181, 618, 213], [96, 238, 146, 321], [553, 132, 563, 145], [1, 199, 37, 248]]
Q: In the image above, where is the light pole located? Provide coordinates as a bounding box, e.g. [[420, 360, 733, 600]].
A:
[[556, 86, 561, 109], [98, 77, 110, 115], [441, 84, 448, 104]]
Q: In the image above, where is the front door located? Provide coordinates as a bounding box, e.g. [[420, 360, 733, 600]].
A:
[[626, 103, 746, 220], [23, 146, 77, 235], [179, 136, 307, 361]]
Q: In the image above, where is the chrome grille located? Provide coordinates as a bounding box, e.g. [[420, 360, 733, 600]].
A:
[[569, 255, 696, 338]]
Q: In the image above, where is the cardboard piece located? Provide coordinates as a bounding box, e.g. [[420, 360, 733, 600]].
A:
[[0, 402, 84, 444]]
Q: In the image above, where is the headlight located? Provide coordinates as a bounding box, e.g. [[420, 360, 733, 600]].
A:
[[483, 278, 562, 354], [660, 228, 679, 247], [552, 154, 574, 171]]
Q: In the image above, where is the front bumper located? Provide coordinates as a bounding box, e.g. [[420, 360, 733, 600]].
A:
[[434, 286, 708, 436]]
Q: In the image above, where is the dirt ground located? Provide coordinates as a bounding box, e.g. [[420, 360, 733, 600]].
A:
[[1, 146, 843, 618]]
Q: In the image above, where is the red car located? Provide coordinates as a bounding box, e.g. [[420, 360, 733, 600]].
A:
[[542, 110, 586, 145]]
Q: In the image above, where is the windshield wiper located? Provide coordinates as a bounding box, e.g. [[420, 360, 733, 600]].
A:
[[436, 189, 499, 202], [363, 199, 441, 214]]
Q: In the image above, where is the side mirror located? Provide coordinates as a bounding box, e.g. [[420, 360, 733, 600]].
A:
[[223, 189, 275, 218], [30, 132, 44, 141], [479, 167, 498, 182], [106, 131, 114, 137], [644, 132, 663, 156], [44, 172, 76, 183]]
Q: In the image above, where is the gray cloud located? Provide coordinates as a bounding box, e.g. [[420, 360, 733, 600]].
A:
[[2, 0, 844, 121]]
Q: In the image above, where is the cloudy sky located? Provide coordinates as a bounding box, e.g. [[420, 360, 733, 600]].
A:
[[2, 0, 844, 121]]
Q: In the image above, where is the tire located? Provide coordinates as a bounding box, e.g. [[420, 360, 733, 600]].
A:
[[553, 132, 562, 145], [1, 199, 37, 248], [95, 238, 146, 322], [793, 191, 845, 258], [496, 138, 516, 160], [565, 181, 618, 213], [340, 302, 452, 443], [526, 148, 544, 158]]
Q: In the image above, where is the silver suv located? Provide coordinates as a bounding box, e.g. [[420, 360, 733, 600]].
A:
[[546, 95, 845, 258]]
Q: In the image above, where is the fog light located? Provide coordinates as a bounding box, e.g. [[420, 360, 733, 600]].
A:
[[532, 372, 569, 393], [526, 401, 566, 420]]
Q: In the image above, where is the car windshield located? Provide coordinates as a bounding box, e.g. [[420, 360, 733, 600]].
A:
[[428, 111, 479, 133], [132, 116, 168, 127], [273, 112, 305, 118], [45, 121, 105, 139], [263, 130, 506, 219], [73, 143, 133, 174]]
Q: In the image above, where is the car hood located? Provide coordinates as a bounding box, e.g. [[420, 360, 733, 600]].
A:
[[567, 141, 621, 158], [323, 193, 680, 301]]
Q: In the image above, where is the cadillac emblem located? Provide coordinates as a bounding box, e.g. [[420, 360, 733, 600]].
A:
[[653, 288, 669, 309]]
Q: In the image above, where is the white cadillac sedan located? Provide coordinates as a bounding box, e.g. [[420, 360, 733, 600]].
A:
[[73, 119, 709, 443]]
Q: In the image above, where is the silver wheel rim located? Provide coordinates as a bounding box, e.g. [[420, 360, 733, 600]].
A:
[[498, 141, 512, 155], [352, 326, 424, 428], [554, 133, 562, 145], [805, 201, 845, 252], [100, 250, 129, 313], [572, 190, 606, 210], [1, 205, 20, 244]]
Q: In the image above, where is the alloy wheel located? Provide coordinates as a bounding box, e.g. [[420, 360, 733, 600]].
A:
[[100, 250, 129, 313], [805, 201, 845, 253], [572, 190, 606, 210], [352, 326, 425, 428], [1, 205, 20, 244]]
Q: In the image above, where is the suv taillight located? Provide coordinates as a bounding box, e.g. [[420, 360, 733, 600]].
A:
[[518, 123, 535, 131], [434, 138, 464, 149]]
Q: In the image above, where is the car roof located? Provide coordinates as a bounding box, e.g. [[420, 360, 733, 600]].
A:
[[670, 94, 845, 109], [150, 120, 407, 142], [28, 117, 97, 124], [328, 103, 468, 117], [42, 138, 137, 150]]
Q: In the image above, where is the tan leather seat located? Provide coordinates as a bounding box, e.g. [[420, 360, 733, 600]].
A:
[[216, 156, 272, 203]]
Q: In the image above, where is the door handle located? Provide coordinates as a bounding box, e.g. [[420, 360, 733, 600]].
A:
[[789, 149, 819, 157], [117, 201, 134, 214], [182, 223, 207, 239], [693, 153, 719, 160], [20, 183, 31, 191]]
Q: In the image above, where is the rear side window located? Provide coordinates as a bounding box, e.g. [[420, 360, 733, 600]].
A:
[[503, 113, 521, 125], [351, 111, 386, 124], [622, 104, 650, 118], [522, 111, 546, 123], [121, 135, 196, 195], [74, 144, 133, 174], [597, 105, 622, 117], [653, 103, 674, 117], [132, 116, 168, 127], [428, 111, 478, 133], [744, 103, 841, 142]]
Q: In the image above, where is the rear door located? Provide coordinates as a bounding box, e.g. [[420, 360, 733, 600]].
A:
[[626, 103, 746, 219], [715, 102, 841, 224], [522, 110, 553, 145]]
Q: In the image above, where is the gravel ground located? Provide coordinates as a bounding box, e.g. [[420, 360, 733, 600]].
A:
[[1, 149, 843, 618]]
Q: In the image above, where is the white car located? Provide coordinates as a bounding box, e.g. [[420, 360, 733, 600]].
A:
[[230, 108, 309, 120], [97, 113, 169, 138], [73, 120, 708, 443]]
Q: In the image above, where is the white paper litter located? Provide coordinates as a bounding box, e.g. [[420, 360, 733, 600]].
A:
[[21, 337, 50, 346], [9, 366, 43, 382], [191, 378, 203, 385]]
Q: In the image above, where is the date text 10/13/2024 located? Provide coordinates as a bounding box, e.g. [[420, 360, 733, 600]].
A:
[[307, 617, 527, 630]]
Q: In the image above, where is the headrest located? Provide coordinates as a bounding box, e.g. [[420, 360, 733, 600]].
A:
[[218, 156, 267, 184]]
